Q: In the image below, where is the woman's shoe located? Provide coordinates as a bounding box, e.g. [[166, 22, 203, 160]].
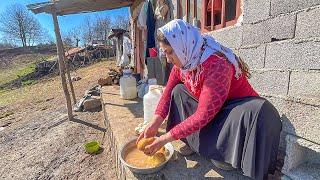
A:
[[177, 142, 195, 156], [211, 159, 235, 171]]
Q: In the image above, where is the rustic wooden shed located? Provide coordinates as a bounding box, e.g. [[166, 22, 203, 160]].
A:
[[27, 0, 137, 120]]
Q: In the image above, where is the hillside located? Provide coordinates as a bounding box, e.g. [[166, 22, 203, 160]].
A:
[[0, 60, 117, 179], [0, 45, 57, 88]]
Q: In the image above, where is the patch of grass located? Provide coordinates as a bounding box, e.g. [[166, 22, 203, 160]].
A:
[[16, 63, 36, 78], [0, 54, 54, 87], [0, 111, 14, 119], [22, 79, 36, 86], [46, 56, 57, 62], [0, 60, 115, 107]]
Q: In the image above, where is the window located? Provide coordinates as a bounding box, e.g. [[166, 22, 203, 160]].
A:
[[177, 0, 202, 27], [179, 0, 187, 20], [196, 0, 202, 23], [202, 0, 241, 32]]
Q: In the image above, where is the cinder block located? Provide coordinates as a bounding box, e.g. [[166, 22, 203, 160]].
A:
[[289, 71, 320, 99], [243, 0, 270, 24], [249, 70, 289, 96], [265, 40, 320, 69], [282, 134, 320, 178], [208, 26, 243, 49], [268, 14, 296, 41], [242, 22, 269, 46], [267, 97, 320, 144], [271, 0, 320, 16], [242, 14, 296, 45], [296, 8, 320, 39], [237, 44, 266, 69]]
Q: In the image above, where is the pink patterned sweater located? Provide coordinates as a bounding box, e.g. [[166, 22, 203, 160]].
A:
[[155, 55, 259, 140]]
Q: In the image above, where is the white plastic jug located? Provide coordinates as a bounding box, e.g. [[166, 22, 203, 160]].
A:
[[143, 85, 163, 124], [144, 78, 157, 95], [120, 69, 137, 99]]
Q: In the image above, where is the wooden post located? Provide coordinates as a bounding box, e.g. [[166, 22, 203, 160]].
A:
[[64, 56, 77, 105], [52, 10, 73, 120], [63, 38, 76, 104]]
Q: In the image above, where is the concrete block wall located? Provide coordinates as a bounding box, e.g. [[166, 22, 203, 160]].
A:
[[206, 0, 320, 178]]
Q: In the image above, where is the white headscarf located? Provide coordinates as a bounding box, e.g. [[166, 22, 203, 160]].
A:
[[158, 19, 241, 88]]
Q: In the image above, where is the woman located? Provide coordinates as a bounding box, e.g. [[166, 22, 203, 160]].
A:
[[137, 19, 282, 179]]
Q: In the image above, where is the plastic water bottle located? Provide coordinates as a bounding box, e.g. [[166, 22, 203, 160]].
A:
[[144, 78, 157, 95], [120, 69, 137, 99], [143, 85, 163, 123]]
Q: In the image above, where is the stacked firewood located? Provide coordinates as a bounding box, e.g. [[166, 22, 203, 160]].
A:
[[98, 68, 122, 86]]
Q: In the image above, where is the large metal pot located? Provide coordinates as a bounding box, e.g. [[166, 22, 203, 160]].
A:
[[119, 137, 174, 174]]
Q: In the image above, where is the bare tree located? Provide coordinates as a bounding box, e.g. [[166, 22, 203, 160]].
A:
[[81, 15, 94, 45], [62, 33, 73, 47], [93, 15, 111, 42], [41, 29, 55, 45], [0, 38, 15, 50], [62, 29, 81, 47], [70, 29, 81, 47], [113, 15, 130, 30], [0, 4, 45, 47]]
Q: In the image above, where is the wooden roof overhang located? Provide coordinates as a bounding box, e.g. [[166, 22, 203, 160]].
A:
[[28, 0, 134, 15]]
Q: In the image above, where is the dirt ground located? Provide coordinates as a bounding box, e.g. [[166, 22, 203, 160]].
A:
[[0, 60, 118, 180]]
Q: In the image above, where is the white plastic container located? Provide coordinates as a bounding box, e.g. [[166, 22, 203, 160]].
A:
[[120, 69, 137, 99], [143, 85, 163, 124], [144, 78, 157, 95]]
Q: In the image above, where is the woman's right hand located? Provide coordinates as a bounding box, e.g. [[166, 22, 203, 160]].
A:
[[136, 115, 164, 144]]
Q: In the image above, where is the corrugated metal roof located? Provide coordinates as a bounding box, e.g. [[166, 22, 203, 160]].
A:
[[27, 0, 134, 15]]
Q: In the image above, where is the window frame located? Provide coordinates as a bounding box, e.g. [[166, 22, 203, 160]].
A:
[[201, 0, 241, 33], [177, 0, 198, 23]]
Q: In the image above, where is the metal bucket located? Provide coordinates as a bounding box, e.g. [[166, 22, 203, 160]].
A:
[[119, 137, 174, 174]]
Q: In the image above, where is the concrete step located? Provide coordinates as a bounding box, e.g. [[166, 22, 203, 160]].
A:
[[100, 86, 282, 180], [282, 134, 320, 179], [285, 163, 320, 180]]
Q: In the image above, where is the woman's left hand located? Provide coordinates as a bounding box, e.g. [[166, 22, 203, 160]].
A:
[[144, 133, 175, 156]]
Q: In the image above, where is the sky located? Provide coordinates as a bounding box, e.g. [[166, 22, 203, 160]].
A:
[[0, 0, 130, 41]]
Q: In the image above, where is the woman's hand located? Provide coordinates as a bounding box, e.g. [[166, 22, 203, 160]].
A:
[[136, 115, 164, 144], [144, 133, 175, 156]]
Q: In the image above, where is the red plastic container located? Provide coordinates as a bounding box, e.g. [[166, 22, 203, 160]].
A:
[[149, 47, 158, 57]]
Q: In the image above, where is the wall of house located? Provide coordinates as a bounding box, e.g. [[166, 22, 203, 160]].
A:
[[209, 0, 320, 178], [207, 0, 320, 149], [169, 0, 320, 178]]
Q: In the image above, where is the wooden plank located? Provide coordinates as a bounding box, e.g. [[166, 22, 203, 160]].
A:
[[211, 0, 214, 30], [221, 0, 226, 28], [52, 10, 73, 120], [201, 0, 207, 32], [236, 0, 241, 19]]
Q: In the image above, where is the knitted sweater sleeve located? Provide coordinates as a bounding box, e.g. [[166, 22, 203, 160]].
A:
[[169, 59, 233, 140], [155, 66, 182, 119]]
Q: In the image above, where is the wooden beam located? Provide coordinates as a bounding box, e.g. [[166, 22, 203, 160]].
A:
[[52, 10, 73, 120]]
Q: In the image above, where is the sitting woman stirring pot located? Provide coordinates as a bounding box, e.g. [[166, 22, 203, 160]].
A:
[[137, 19, 282, 180]]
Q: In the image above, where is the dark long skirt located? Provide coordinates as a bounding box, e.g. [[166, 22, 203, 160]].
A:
[[167, 84, 282, 180]]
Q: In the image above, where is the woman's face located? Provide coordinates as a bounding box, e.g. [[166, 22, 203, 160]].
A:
[[159, 42, 183, 68]]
